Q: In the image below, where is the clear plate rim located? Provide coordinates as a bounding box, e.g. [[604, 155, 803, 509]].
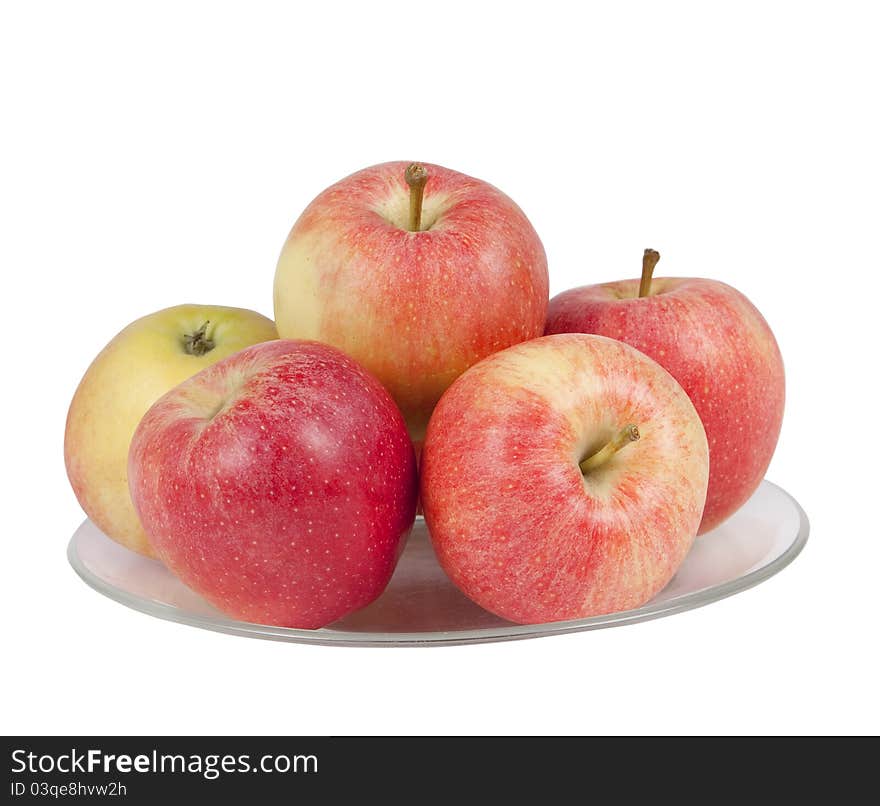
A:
[[67, 479, 809, 648]]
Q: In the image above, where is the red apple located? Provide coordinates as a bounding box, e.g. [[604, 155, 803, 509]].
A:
[[420, 333, 709, 625], [273, 161, 549, 443], [128, 339, 418, 628], [545, 250, 784, 533]]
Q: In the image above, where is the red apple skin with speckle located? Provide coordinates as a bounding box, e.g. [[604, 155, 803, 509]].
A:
[[420, 334, 709, 625], [545, 278, 784, 534], [274, 161, 549, 444], [128, 339, 418, 629]]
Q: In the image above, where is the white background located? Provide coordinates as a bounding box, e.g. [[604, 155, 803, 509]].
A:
[[2, 1, 877, 735]]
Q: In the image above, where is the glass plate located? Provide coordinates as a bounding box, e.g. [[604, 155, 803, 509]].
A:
[[67, 479, 808, 647]]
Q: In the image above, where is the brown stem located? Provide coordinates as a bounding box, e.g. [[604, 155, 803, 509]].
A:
[[405, 163, 428, 232], [639, 249, 661, 297], [183, 321, 215, 356], [579, 424, 640, 474]]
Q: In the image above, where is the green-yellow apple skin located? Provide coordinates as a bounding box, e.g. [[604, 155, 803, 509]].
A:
[[273, 161, 548, 444], [64, 305, 278, 556]]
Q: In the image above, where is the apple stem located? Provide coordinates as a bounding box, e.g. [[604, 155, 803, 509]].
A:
[[639, 249, 661, 297], [183, 321, 215, 356], [405, 163, 429, 232], [579, 424, 640, 474]]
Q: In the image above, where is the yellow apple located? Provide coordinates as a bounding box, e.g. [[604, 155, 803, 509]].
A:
[[64, 305, 278, 556]]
